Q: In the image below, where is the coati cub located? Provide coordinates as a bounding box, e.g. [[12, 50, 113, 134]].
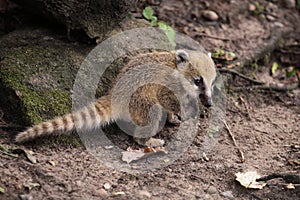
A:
[[15, 49, 216, 147]]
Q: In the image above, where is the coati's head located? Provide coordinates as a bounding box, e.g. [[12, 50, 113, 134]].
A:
[[175, 49, 217, 107]]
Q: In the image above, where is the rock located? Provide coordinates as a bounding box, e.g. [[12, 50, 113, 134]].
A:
[[0, 28, 130, 125], [221, 190, 234, 199], [76, 180, 83, 187], [202, 194, 214, 200], [274, 21, 284, 27], [9, 0, 137, 39], [283, 0, 296, 8], [206, 186, 218, 194], [94, 188, 108, 198], [113, 191, 125, 196], [103, 183, 111, 190], [0, 28, 89, 125], [202, 10, 219, 21], [137, 190, 152, 198], [19, 194, 33, 200], [266, 15, 276, 21], [248, 4, 256, 11]]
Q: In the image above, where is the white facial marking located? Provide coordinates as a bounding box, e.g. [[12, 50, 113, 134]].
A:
[[172, 70, 180, 78], [205, 89, 212, 98]]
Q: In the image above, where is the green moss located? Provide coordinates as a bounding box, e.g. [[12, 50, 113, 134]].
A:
[[0, 42, 79, 125]]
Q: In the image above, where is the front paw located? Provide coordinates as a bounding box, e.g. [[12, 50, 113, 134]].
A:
[[134, 137, 165, 147], [145, 138, 165, 147], [167, 112, 181, 125]]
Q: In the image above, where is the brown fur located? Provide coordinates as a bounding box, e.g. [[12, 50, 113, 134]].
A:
[[15, 50, 216, 147]]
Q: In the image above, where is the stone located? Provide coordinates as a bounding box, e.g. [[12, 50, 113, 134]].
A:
[[94, 188, 108, 198], [206, 186, 218, 194], [221, 190, 234, 199], [137, 190, 152, 198], [202, 10, 219, 21]]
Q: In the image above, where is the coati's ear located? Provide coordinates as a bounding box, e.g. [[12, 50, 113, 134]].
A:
[[175, 50, 190, 69]]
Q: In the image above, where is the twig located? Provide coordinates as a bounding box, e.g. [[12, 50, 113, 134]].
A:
[[239, 96, 251, 120], [196, 33, 230, 41], [218, 68, 264, 85], [233, 83, 299, 92], [0, 149, 19, 158], [237, 27, 290, 70], [223, 119, 245, 163], [256, 173, 300, 184], [279, 49, 300, 55], [0, 146, 19, 158]]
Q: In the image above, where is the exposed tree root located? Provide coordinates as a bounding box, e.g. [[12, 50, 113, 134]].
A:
[[256, 173, 300, 184], [218, 69, 299, 92], [223, 119, 245, 163], [233, 83, 299, 92], [218, 68, 264, 85]]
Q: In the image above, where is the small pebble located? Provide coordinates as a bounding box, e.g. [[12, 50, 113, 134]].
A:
[[266, 15, 276, 21], [76, 180, 83, 187], [19, 194, 33, 200], [94, 188, 108, 198], [274, 22, 284, 27], [104, 145, 114, 150], [203, 152, 209, 161], [248, 4, 256, 11], [113, 191, 125, 196], [207, 186, 218, 194], [137, 190, 152, 198], [103, 183, 111, 190], [202, 10, 219, 21], [221, 190, 234, 199], [283, 0, 296, 8]]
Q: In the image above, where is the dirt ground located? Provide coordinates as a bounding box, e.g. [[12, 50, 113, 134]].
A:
[[1, 0, 300, 199]]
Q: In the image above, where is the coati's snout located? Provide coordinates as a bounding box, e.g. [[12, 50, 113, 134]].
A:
[[199, 93, 213, 107], [174, 49, 216, 108]]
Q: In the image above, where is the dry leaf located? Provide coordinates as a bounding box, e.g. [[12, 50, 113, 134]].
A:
[[121, 147, 167, 164], [0, 186, 4, 193], [121, 151, 145, 164], [23, 182, 40, 190], [12, 148, 37, 164], [0, 145, 18, 158], [143, 147, 155, 153], [286, 183, 295, 189], [235, 171, 267, 189]]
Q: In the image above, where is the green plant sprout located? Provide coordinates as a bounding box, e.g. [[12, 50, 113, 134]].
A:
[[207, 126, 219, 138], [271, 62, 278, 75], [212, 49, 236, 61], [143, 7, 175, 47], [286, 67, 296, 77]]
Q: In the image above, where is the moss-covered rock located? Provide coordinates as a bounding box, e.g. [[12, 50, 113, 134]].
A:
[[10, 0, 136, 40], [0, 28, 92, 125], [0, 20, 161, 127]]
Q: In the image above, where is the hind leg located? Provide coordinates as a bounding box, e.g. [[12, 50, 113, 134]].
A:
[[167, 111, 181, 125], [134, 137, 165, 147], [133, 104, 167, 147]]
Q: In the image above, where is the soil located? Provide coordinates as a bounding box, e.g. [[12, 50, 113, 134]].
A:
[[1, 0, 300, 199]]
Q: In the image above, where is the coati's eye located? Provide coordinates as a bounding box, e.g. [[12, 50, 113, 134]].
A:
[[194, 77, 203, 86]]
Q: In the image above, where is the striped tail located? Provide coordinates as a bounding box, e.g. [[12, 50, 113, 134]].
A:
[[15, 96, 112, 143]]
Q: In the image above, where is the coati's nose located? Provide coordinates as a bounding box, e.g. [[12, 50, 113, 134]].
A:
[[204, 98, 213, 107], [199, 94, 213, 107]]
